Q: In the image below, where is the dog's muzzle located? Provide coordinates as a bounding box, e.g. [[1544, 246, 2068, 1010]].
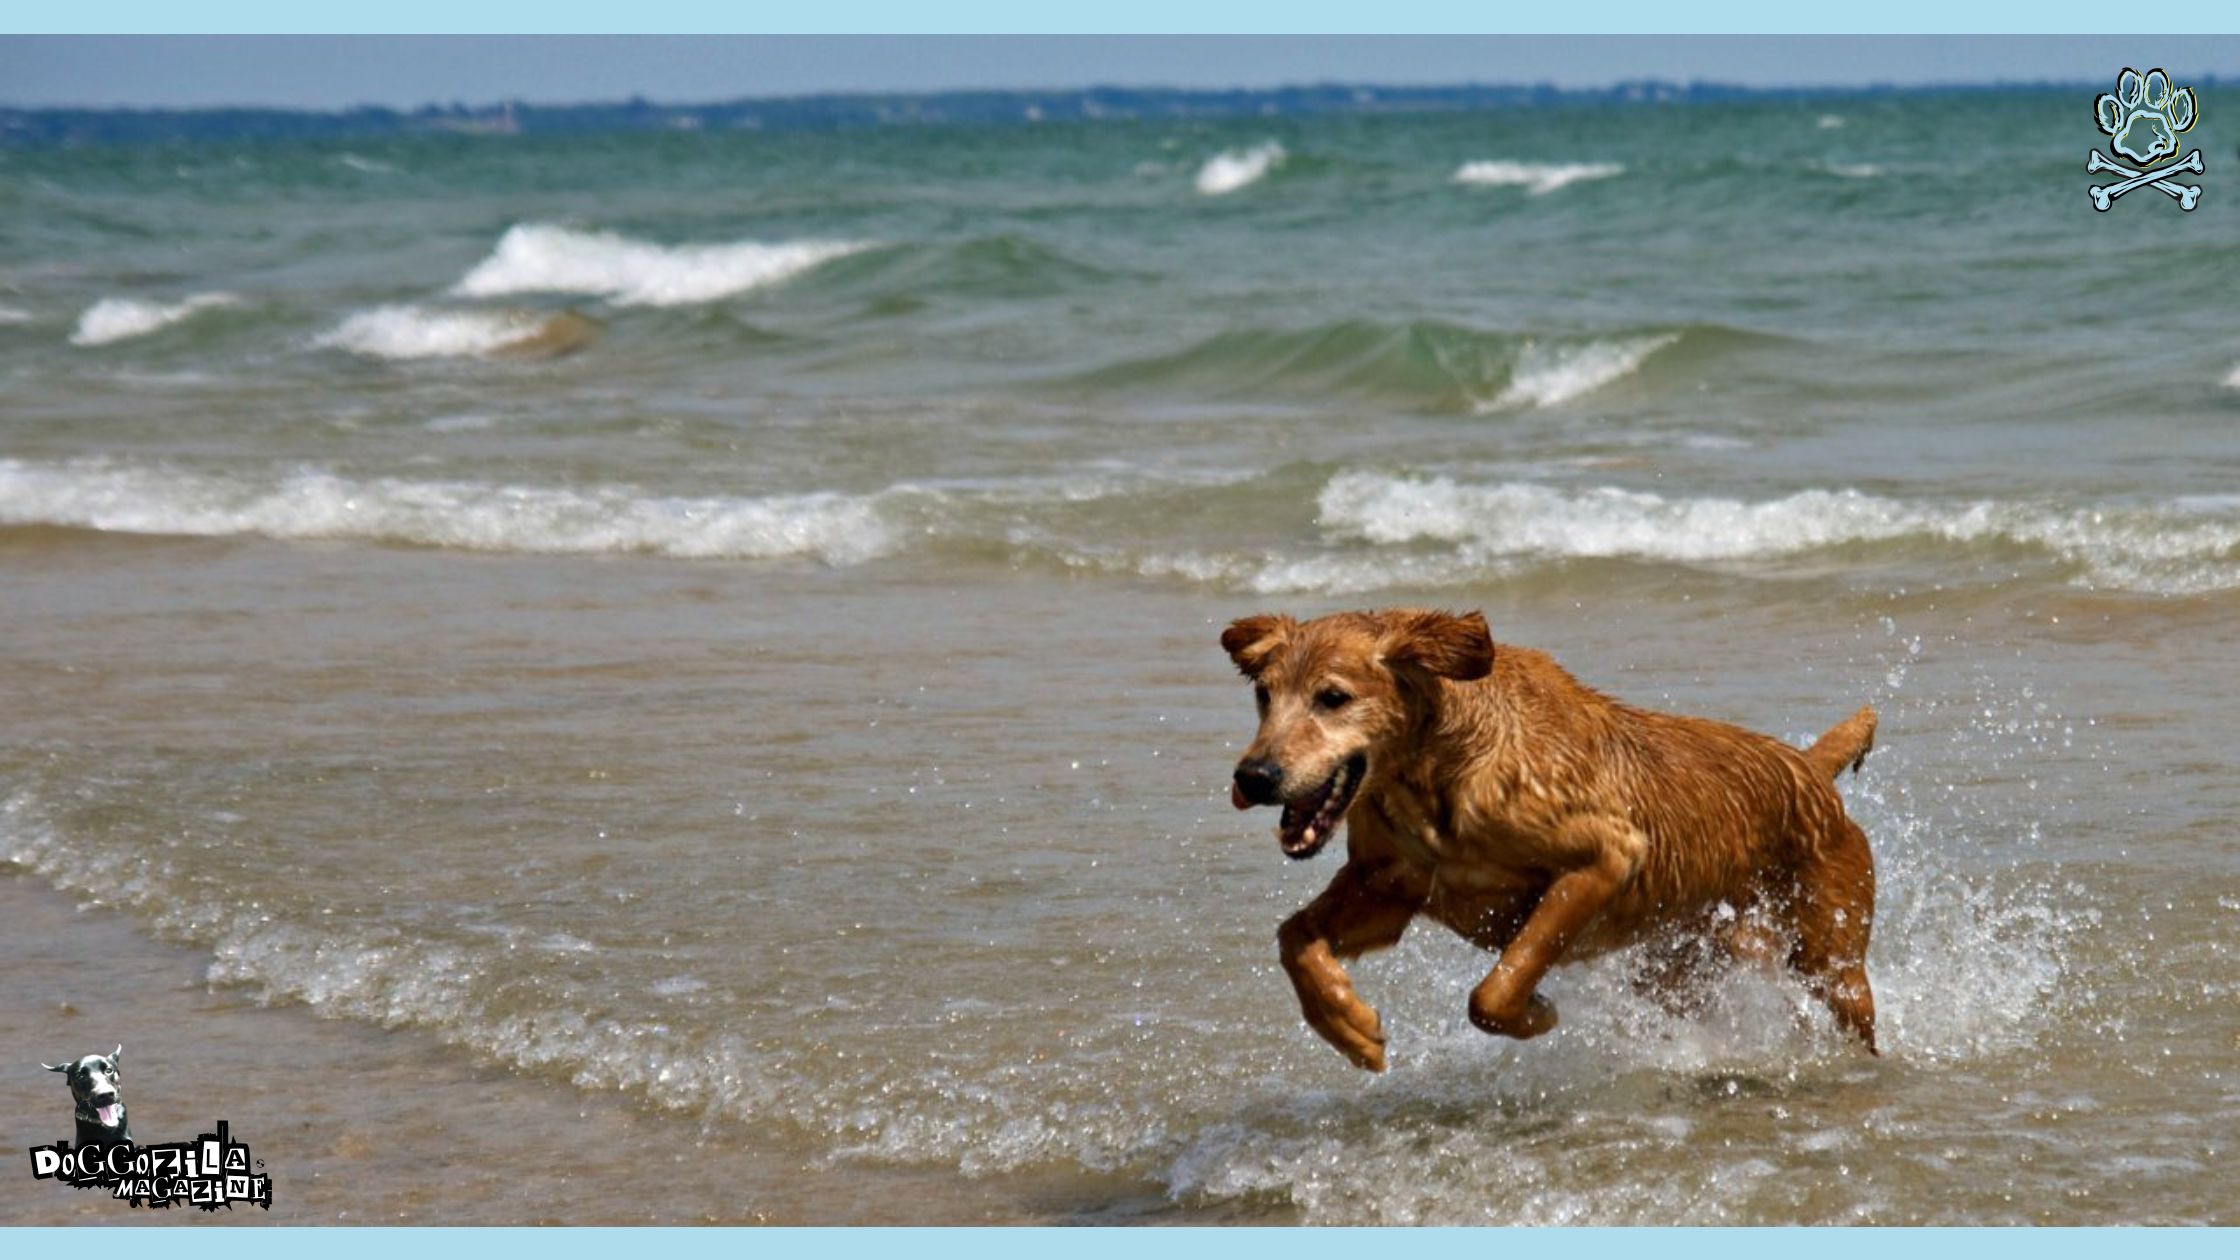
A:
[[1230, 754, 1366, 860]]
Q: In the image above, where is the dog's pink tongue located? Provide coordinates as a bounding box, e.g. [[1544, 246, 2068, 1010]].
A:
[[97, 1103, 119, 1127], [1230, 782, 1251, 811]]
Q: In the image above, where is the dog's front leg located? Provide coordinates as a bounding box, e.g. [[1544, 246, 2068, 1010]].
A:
[[1277, 860, 1426, 1072], [1468, 814, 1645, 1040]]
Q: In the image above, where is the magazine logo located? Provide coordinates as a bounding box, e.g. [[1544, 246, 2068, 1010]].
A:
[[28, 1120, 274, 1211], [2088, 67, 2203, 211]]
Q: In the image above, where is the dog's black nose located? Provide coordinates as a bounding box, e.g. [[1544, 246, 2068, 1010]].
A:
[[1233, 759, 1284, 805]]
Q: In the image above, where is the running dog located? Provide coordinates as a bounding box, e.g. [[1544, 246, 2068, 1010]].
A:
[[1221, 609, 1880, 1072], [43, 1046, 132, 1145]]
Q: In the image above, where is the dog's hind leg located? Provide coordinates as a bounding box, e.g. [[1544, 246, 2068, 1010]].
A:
[[1785, 817, 1879, 1053], [1278, 860, 1427, 1073]]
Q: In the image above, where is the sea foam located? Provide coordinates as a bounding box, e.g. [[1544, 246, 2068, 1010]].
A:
[[451, 223, 870, 307], [1453, 161, 1623, 195], [1195, 142, 1286, 196], [68, 293, 238, 346]]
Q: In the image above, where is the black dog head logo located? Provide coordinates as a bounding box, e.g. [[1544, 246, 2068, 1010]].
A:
[[42, 1045, 130, 1143], [2096, 68, 2197, 166]]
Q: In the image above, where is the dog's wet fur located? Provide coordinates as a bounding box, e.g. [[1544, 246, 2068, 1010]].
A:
[[1223, 609, 1880, 1071], [44, 1046, 131, 1145]]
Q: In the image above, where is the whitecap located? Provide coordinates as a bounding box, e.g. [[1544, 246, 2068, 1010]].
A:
[[1195, 142, 1286, 196], [0, 304, 32, 326], [451, 223, 871, 307], [68, 293, 238, 347], [1452, 160, 1623, 195]]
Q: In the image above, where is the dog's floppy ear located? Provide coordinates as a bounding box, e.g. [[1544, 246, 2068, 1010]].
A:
[[1220, 614, 1294, 679], [1381, 609, 1495, 681], [43, 1061, 69, 1073]]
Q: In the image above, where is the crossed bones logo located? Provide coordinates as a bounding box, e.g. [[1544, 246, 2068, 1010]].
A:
[[2089, 67, 2202, 211]]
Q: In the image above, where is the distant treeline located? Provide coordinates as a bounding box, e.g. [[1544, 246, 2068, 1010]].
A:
[[0, 78, 2114, 148]]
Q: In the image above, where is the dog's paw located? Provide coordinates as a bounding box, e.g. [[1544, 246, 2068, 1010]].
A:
[[1315, 1002, 1388, 1072], [1468, 989, 1559, 1041], [2097, 67, 2197, 165]]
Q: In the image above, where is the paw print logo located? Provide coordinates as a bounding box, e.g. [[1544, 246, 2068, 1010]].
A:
[[2087, 67, 2204, 211], [2097, 68, 2196, 164]]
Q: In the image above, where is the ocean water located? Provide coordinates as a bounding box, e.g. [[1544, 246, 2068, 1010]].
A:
[[2, 91, 2236, 1224]]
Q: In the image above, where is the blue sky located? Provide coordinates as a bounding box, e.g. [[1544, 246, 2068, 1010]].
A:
[[4, 36, 2239, 110]]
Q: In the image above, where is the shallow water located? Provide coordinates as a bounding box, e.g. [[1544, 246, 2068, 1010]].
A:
[[3, 90, 2237, 1223]]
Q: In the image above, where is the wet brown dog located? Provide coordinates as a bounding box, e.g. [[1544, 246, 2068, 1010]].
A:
[[1221, 608, 1879, 1072]]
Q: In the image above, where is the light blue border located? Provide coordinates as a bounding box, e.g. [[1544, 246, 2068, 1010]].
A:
[[8, 4, 2240, 35], [0, 1227, 2234, 1252]]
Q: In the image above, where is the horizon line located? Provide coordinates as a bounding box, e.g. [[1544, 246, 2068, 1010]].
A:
[[0, 73, 2161, 117]]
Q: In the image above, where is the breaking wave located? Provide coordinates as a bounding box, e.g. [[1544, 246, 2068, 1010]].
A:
[[1311, 473, 2240, 594], [1453, 161, 1624, 195], [452, 223, 872, 307], [1483, 333, 1679, 409], [1196, 142, 1286, 196], [0, 459, 898, 565], [313, 305, 599, 361], [68, 293, 239, 346]]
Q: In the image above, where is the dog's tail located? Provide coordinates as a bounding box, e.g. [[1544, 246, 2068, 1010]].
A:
[[1802, 705, 1877, 780]]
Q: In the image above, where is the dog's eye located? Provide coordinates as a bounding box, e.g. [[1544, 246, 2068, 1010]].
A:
[[1316, 688, 1352, 711]]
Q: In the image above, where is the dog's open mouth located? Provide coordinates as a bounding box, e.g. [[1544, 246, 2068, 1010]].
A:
[[1277, 754, 1365, 859], [94, 1103, 120, 1127]]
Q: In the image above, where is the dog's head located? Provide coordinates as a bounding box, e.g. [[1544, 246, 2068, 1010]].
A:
[[43, 1046, 126, 1134], [1220, 608, 1494, 859]]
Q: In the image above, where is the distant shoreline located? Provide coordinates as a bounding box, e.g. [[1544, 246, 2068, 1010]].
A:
[[0, 76, 2138, 148]]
